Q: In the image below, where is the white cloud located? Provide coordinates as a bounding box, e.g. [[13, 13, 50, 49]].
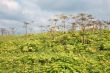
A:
[[0, 0, 20, 13]]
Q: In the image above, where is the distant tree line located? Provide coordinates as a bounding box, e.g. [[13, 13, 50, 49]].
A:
[[49, 13, 110, 33], [0, 13, 110, 35], [0, 28, 15, 35]]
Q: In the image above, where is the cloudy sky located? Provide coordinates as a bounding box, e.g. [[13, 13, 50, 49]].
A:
[[0, 0, 110, 34]]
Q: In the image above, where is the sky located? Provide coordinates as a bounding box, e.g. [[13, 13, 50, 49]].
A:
[[0, 0, 110, 34]]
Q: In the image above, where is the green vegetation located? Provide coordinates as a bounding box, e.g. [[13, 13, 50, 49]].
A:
[[0, 29, 110, 73]]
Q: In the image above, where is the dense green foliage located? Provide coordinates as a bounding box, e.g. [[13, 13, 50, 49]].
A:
[[0, 30, 110, 73]]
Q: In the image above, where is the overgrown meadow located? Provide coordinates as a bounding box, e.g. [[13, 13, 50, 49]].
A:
[[0, 13, 110, 73]]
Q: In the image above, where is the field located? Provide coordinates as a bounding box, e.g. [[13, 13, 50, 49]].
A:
[[0, 30, 110, 73]]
